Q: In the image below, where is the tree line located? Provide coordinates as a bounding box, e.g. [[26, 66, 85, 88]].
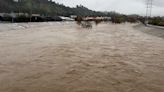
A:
[[1, 0, 163, 26], [0, 0, 104, 17]]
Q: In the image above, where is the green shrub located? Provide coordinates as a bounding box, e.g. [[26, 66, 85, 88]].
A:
[[2, 14, 12, 22], [15, 15, 30, 22], [148, 17, 163, 26]]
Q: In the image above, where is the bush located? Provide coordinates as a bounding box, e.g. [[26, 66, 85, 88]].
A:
[[0, 16, 2, 21], [75, 16, 83, 21], [127, 17, 138, 23], [148, 17, 164, 26], [159, 21, 164, 26], [14, 15, 30, 22], [111, 16, 126, 23], [2, 15, 13, 22], [31, 16, 44, 22]]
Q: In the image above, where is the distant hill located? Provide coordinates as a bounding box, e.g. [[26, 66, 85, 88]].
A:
[[0, 0, 105, 17]]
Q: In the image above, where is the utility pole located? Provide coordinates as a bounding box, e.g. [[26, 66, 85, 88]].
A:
[[145, 0, 153, 25]]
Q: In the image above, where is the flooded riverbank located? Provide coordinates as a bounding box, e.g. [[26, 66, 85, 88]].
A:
[[134, 24, 164, 39], [0, 22, 164, 92]]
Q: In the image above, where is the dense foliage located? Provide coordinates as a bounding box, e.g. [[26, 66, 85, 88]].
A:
[[148, 17, 164, 26]]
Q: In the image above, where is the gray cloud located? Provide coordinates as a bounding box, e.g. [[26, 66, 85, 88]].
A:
[[53, 0, 164, 16]]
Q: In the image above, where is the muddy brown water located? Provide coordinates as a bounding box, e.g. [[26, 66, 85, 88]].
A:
[[0, 22, 164, 92]]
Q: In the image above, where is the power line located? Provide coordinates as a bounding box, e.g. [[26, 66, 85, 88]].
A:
[[146, 0, 153, 24]]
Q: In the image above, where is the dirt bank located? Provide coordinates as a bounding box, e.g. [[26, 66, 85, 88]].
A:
[[0, 22, 164, 92]]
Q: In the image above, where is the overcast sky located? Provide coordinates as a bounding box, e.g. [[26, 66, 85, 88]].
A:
[[53, 0, 164, 16]]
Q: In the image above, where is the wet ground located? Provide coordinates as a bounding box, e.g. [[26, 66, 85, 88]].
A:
[[0, 22, 164, 92]]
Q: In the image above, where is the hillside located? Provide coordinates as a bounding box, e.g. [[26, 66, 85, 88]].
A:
[[0, 0, 104, 17]]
